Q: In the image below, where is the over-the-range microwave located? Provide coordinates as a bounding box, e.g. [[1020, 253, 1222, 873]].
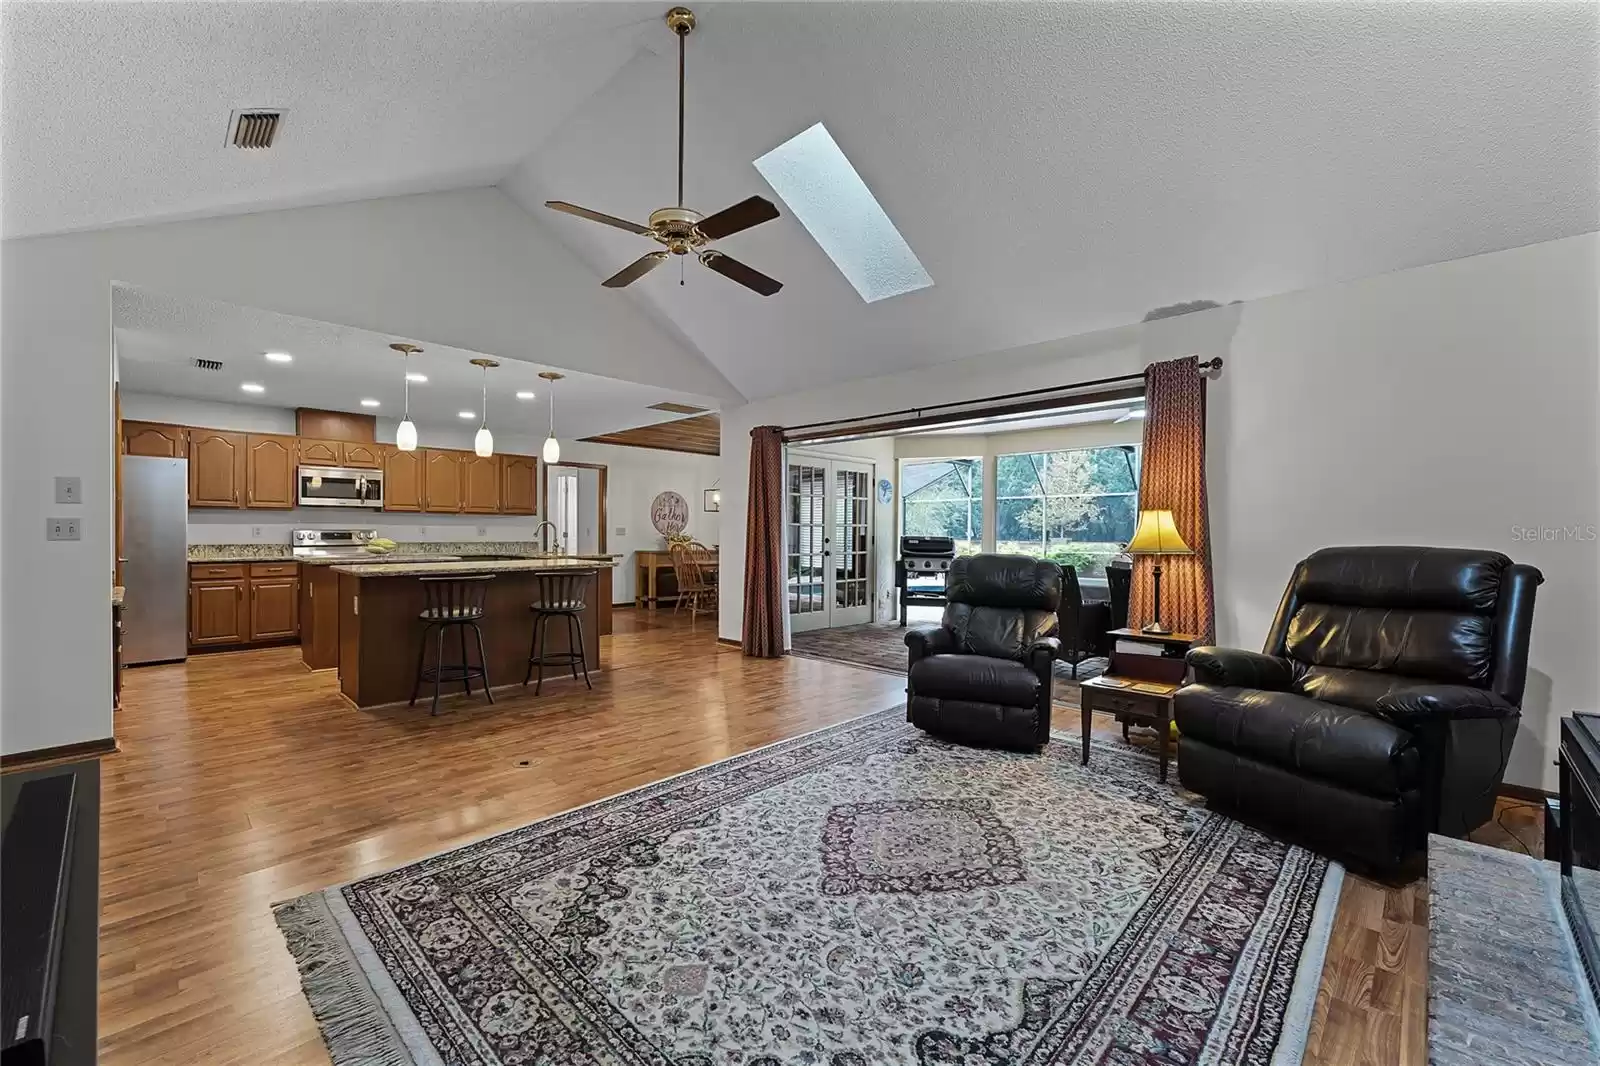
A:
[[297, 465, 384, 509]]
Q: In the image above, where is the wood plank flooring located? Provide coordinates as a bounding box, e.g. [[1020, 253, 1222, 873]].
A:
[[98, 608, 1541, 1064]]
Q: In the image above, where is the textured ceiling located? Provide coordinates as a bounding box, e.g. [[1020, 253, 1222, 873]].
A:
[[9, 2, 1598, 400], [112, 286, 721, 440]]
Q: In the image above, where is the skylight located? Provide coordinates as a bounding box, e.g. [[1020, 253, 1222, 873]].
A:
[[753, 122, 932, 303]]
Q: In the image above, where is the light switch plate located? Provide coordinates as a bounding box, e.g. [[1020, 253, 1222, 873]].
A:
[[615, 526, 627, 537], [54, 476, 82, 504], [47, 517, 81, 541]]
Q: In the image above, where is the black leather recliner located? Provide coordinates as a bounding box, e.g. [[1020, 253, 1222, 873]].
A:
[[905, 554, 1062, 751], [1175, 546, 1542, 873]]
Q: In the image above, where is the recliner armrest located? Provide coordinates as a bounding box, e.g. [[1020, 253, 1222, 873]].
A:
[[1374, 684, 1519, 727], [1025, 636, 1061, 668], [1186, 647, 1296, 691], [905, 626, 956, 665]]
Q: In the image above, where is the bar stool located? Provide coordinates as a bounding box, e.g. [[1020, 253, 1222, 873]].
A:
[[410, 575, 494, 716], [523, 570, 595, 695]]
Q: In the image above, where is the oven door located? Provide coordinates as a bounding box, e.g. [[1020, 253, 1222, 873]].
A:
[[297, 466, 383, 508]]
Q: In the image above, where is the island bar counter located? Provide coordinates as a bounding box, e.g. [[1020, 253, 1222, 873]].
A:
[[332, 558, 616, 709]]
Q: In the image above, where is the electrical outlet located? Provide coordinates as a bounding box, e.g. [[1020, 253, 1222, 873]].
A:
[[46, 517, 81, 541], [615, 526, 627, 537], [53, 476, 82, 504], [251, 526, 264, 540], [477, 525, 488, 538], [418, 526, 428, 536]]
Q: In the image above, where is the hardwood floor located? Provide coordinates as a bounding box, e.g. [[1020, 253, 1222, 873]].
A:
[[99, 608, 1541, 1064]]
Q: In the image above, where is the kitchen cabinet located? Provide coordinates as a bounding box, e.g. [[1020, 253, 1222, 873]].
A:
[[423, 449, 464, 513], [502, 454, 538, 515], [188, 429, 247, 507], [341, 441, 383, 469], [383, 447, 423, 511], [249, 574, 299, 641], [246, 434, 297, 508], [190, 579, 247, 645], [301, 438, 383, 469], [123, 421, 188, 457], [300, 566, 340, 670], [462, 454, 502, 514]]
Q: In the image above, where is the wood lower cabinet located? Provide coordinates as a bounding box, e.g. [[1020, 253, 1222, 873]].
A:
[[123, 421, 188, 457], [188, 430, 247, 507], [246, 434, 297, 508], [423, 449, 464, 513], [462, 454, 502, 514], [502, 454, 537, 515], [383, 447, 423, 511], [190, 579, 248, 645], [301, 566, 341, 670], [249, 576, 299, 641]]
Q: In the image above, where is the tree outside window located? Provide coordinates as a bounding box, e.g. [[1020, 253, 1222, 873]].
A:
[[995, 445, 1139, 576]]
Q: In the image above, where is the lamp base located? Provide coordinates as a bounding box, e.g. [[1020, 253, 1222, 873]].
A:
[[1141, 622, 1173, 636]]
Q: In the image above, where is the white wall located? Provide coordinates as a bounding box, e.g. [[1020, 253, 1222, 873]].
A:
[[1, 187, 736, 756], [722, 233, 1600, 791]]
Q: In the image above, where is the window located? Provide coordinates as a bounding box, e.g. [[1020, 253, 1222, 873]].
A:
[[994, 445, 1140, 577], [900, 458, 982, 555]]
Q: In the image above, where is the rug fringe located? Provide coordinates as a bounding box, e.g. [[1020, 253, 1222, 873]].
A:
[[274, 894, 416, 1066]]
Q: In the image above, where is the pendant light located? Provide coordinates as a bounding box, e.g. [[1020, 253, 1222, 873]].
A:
[[390, 343, 422, 451], [539, 371, 564, 463], [470, 358, 498, 457]]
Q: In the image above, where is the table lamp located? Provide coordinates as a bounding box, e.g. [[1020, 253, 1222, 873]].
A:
[[1125, 509, 1192, 635]]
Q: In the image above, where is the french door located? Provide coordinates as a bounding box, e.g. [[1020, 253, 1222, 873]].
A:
[[788, 453, 875, 632]]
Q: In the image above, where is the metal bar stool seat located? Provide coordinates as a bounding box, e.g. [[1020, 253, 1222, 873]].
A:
[[410, 575, 495, 715], [523, 570, 595, 695]]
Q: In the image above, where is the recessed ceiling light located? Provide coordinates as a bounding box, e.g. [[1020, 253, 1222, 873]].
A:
[[263, 351, 293, 363], [458, 410, 476, 420], [359, 398, 381, 408], [406, 372, 428, 383], [516, 390, 536, 400], [240, 382, 265, 394]]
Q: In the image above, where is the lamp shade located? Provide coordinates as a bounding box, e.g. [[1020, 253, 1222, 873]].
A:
[[542, 434, 561, 464], [1125, 509, 1192, 555], [474, 426, 494, 457], [395, 419, 418, 452]]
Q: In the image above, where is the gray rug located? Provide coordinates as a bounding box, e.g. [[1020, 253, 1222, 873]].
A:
[[1427, 834, 1600, 1065], [275, 708, 1341, 1065]]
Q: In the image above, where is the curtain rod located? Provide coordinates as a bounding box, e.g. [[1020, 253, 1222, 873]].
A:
[[781, 357, 1222, 437]]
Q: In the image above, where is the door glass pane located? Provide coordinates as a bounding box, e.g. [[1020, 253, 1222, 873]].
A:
[[788, 462, 827, 614], [835, 469, 871, 609]]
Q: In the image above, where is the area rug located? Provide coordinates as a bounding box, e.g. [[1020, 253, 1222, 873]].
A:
[[275, 707, 1341, 1065], [790, 622, 1107, 696]]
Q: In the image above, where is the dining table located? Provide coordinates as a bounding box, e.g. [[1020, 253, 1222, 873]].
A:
[[635, 547, 718, 610]]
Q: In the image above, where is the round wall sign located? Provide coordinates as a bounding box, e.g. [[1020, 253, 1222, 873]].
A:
[[877, 478, 894, 505], [650, 490, 690, 536]]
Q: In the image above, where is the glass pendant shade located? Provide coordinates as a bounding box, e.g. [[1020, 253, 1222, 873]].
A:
[[395, 419, 418, 452], [475, 427, 494, 457], [542, 434, 560, 463]]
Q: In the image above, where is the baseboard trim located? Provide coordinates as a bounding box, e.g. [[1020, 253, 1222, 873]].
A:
[[716, 637, 743, 649], [1499, 782, 1555, 804], [1, 737, 119, 773]]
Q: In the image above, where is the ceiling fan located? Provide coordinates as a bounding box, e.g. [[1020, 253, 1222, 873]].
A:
[[544, 7, 783, 296]]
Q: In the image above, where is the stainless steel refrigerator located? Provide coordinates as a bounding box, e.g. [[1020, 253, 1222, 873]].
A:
[[122, 456, 189, 664]]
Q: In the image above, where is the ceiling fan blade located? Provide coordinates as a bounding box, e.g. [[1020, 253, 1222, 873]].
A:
[[545, 200, 652, 236], [699, 250, 782, 296], [602, 251, 670, 288], [695, 196, 780, 241]]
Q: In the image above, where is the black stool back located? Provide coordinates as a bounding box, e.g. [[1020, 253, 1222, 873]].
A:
[[532, 571, 589, 612], [524, 569, 597, 695], [411, 574, 494, 715]]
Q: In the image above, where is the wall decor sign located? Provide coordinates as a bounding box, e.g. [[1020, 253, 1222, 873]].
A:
[[650, 490, 690, 536], [878, 478, 894, 505]]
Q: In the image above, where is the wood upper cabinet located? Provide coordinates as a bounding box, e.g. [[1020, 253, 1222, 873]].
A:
[[249, 577, 300, 641], [190, 579, 247, 644], [188, 429, 247, 507], [502, 454, 537, 515], [383, 447, 423, 512], [423, 449, 464, 513], [341, 441, 383, 469], [298, 438, 343, 466], [246, 434, 297, 508], [462, 454, 502, 514], [123, 421, 188, 458]]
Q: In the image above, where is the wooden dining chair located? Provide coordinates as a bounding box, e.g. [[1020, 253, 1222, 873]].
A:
[[669, 543, 716, 621]]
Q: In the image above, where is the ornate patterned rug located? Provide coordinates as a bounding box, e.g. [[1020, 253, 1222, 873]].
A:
[[275, 708, 1341, 1065]]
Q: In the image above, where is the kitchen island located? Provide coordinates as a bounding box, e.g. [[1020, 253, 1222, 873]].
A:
[[332, 557, 618, 710]]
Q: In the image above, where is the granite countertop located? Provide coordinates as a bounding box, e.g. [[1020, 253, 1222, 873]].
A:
[[331, 557, 618, 577]]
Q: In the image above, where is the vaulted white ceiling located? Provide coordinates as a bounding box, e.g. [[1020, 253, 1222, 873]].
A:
[[7, 2, 1596, 401]]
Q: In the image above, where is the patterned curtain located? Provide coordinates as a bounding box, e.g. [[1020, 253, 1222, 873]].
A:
[[1129, 356, 1215, 642], [742, 426, 787, 657]]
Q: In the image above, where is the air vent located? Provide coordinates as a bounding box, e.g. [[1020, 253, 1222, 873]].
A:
[[229, 110, 282, 150], [192, 358, 223, 371], [647, 401, 709, 414]]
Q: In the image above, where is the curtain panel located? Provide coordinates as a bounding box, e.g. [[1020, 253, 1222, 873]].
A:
[[742, 426, 787, 657], [1129, 356, 1216, 642]]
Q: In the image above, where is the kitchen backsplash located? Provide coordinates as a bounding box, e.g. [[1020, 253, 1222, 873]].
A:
[[183, 509, 546, 545], [188, 541, 550, 562]]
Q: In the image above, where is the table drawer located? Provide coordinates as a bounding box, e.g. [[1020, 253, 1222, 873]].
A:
[[1086, 687, 1165, 720], [249, 562, 299, 578], [190, 563, 245, 580]]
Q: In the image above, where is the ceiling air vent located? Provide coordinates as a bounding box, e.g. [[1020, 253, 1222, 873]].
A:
[[229, 110, 282, 150], [191, 358, 223, 371], [647, 401, 709, 414]]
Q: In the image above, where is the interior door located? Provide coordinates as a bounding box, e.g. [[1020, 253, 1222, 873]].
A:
[[787, 453, 875, 632]]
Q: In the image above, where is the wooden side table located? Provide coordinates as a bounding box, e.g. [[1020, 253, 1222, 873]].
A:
[[1104, 627, 1199, 659], [1079, 675, 1181, 782]]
